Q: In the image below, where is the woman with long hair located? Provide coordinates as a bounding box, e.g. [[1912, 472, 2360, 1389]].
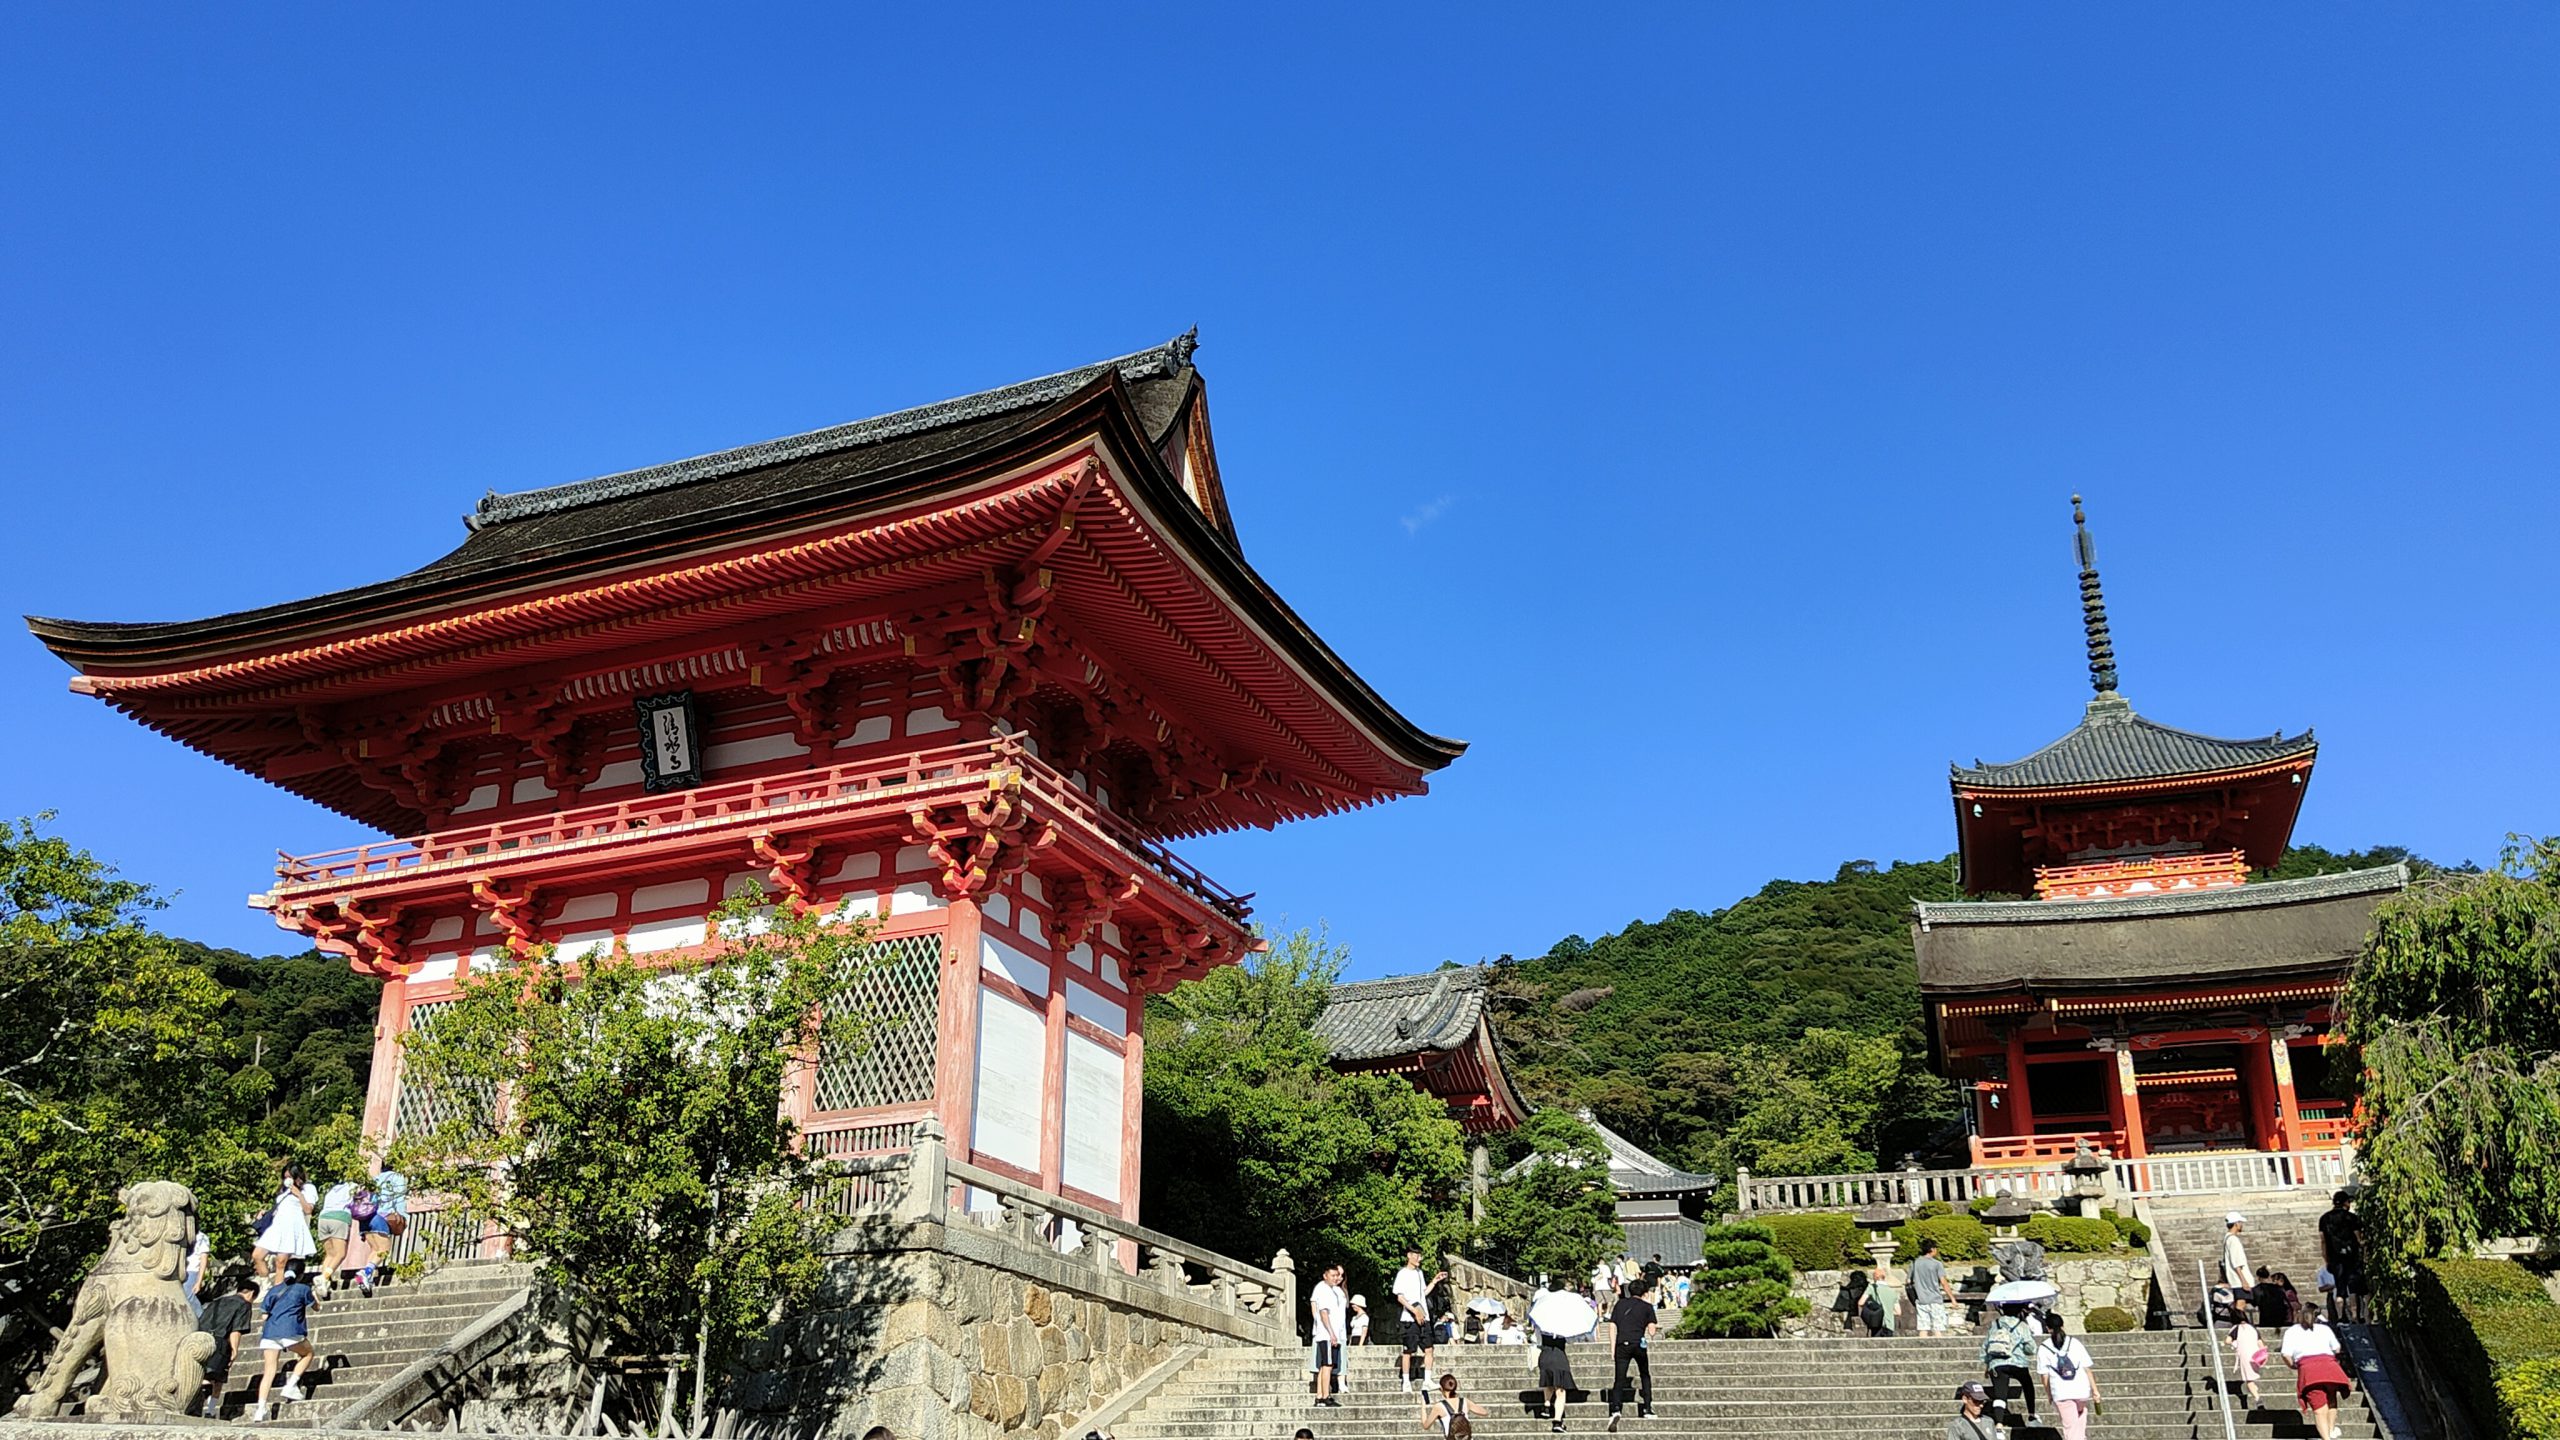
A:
[[250, 1163, 319, 1291], [2036, 1312, 2101, 1440]]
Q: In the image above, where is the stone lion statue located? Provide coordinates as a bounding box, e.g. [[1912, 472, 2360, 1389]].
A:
[[12, 1180, 219, 1420]]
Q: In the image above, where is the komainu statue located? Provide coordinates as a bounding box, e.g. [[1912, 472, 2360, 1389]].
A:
[[12, 1181, 219, 1420]]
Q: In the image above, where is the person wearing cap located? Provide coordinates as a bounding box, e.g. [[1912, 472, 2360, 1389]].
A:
[[2220, 1213, 2252, 1290], [1947, 1382, 1997, 1440], [1350, 1294, 1372, 1346]]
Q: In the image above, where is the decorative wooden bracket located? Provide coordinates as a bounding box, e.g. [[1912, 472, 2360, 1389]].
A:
[[749, 634, 859, 749], [275, 900, 412, 979], [469, 877, 543, 956], [492, 687, 606, 799], [904, 772, 1059, 901], [751, 832, 820, 914], [1049, 869, 1144, 953]]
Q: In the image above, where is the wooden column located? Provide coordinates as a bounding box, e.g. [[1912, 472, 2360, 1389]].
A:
[[1119, 1011, 1146, 1225], [2005, 1027, 2038, 1139], [2267, 1031, 2303, 1151], [2100, 1041, 2130, 1151], [2114, 1046, 2148, 1159], [359, 978, 409, 1152], [933, 900, 984, 1158], [1038, 970, 1069, 1192], [2240, 1041, 2277, 1150]]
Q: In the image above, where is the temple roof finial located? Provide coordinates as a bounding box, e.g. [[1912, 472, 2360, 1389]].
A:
[[2072, 493, 2120, 700]]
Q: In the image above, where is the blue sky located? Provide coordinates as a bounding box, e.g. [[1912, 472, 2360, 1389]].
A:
[[4, 7, 2554, 974]]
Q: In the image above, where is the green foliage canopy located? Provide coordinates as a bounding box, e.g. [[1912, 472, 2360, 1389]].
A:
[[388, 899, 868, 1407], [1141, 929, 1468, 1304], [0, 817, 270, 1312], [1470, 1109, 1623, 1285], [2337, 837, 2560, 1282]]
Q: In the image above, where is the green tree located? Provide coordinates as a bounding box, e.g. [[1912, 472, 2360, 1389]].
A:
[[1142, 929, 1468, 1303], [0, 817, 269, 1341], [183, 942, 382, 1138], [1672, 1221, 1805, 1338], [388, 897, 874, 1421], [1472, 1109, 1623, 1285], [2338, 836, 2560, 1290]]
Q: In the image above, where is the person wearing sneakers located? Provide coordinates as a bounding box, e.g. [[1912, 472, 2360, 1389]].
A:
[[1393, 1249, 1447, 1393], [1310, 1262, 1349, 1408], [1605, 1276, 1658, 1430], [1946, 1382, 1997, 1440], [249, 1260, 318, 1420], [1350, 1294, 1372, 1346], [194, 1275, 258, 1417]]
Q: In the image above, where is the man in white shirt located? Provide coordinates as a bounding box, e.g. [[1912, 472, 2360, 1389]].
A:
[[1309, 1263, 1349, 1407], [1392, 1248, 1446, 1393], [2221, 1213, 2252, 1291]]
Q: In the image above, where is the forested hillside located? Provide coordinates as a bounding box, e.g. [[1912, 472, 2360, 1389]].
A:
[[1485, 844, 2427, 1184]]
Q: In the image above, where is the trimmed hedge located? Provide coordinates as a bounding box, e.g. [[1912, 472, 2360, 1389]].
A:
[[1914, 1200, 1954, 1219], [1967, 1194, 1999, 1214], [2083, 1306, 2140, 1333], [1894, 1214, 1992, 1263], [1763, 1212, 1860, 1271], [2414, 1258, 2560, 1440], [2022, 1214, 2122, 1253], [2100, 1207, 2153, 1248]]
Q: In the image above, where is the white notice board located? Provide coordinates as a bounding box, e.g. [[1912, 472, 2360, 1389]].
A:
[[1061, 1032, 1124, 1202]]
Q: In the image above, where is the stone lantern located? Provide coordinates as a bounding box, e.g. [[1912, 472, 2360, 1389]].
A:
[[1853, 1202, 1906, 1274], [2063, 1142, 2112, 1214], [1980, 1193, 2037, 1237]]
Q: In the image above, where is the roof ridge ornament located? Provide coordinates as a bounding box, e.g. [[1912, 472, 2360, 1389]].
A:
[[2072, 494, 2125, 709]]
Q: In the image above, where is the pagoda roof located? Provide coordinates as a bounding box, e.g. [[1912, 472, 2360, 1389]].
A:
[[27, 335, 1463, 838], [1911, 862, 2407, 997], [1952, 694, 2318, 793], [1314, 966, 1496, 1063]]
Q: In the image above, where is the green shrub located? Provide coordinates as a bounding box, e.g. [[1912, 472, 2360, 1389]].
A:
[[1762, 1212, 1859, 1272], [2415, 1258, 2560, 1440], [1893, 1213, 1991, 1263], [2099, 1207, 2152, 1248], [2022, 1214, 2121, 1253], [1674, 1221, 1811, 1338], [2082, 1305, 2140, 1333], [1914, 1200, 1953, 1219], [1967, 1194, 1999, 1214]]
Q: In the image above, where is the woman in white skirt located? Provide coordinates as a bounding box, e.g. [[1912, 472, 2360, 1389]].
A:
[[252, 1163, 320, 1290]]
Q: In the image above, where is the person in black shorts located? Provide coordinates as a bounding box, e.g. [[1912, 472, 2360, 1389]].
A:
[[1391, 1248, 1447, 1393], [1605, 1277, 1658, 1430]]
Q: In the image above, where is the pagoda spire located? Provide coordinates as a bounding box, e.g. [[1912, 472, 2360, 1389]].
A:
[[2072, 494, 2122, 701]]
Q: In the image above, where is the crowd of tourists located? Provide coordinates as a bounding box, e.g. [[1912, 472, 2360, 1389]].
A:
[[182, 1159, 412, 1421]]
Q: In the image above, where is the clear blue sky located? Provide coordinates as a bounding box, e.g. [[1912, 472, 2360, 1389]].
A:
[[5, 7, 2554, 974]]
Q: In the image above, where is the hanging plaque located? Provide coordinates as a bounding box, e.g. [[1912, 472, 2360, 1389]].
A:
[[634, 691, 704, 793]]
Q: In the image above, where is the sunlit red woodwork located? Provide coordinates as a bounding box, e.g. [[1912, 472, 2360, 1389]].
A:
[[29, 336, 1464, 1220], [1918, 498, 2400, 1166]]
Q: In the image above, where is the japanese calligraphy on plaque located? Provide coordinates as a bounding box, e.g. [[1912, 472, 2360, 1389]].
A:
[[634, 691, 704, 793]]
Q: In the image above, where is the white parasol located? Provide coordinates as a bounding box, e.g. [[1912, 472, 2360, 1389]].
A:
[[1529, 1291, 1599, 1338], [1986, 1279, 2060, 1306], [1468, 1297, 1511, 1316]]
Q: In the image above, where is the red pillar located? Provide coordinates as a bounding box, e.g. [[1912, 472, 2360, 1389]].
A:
[[1119, 1020, 1146, 1225], [360, 978, 409, 1153], [1038, 972, 1069, 1192], [934, 900, 984, 1161], [2267, 1032, 2302, 1151], [2005, 1028, 2038, 1140], [2114, 1046, 2148, 1160]]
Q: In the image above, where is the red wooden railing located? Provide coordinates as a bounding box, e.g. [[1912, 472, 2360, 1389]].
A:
[[273, 736, 1248, 920], [2034, 850, 2248, 900], [1971, 1129, 2127, 1166]]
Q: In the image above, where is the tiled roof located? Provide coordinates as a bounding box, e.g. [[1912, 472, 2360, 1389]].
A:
[[1621, 1218, 1706, 1269], [1315, 967, 1491, 1064], [1912, 863, 2408, 993], [1583, 1112, 1718, 1196], [1953, 694, 2316, 790], [468, 334, 1200, 529]]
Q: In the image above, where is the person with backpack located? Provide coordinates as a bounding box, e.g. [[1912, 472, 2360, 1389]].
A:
[[194, 1275, 259, 1418], [1981, 1302, 2039, 1436], [2037, 1312, 2101, 1440], [1415, 1372, 1487, 1437]]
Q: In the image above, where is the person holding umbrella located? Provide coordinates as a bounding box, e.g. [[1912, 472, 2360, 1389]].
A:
[[1530, 1281, 1596, 1434]]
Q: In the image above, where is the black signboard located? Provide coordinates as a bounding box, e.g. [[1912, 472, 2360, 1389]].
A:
[[635, 691, 704, 793]]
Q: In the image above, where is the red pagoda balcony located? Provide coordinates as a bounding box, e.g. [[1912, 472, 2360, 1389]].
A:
[[2033, 849, 2249, 901], [260, 735, 1251, 972]]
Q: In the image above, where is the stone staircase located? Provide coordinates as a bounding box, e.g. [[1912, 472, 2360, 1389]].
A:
[[211, 1260, 532, 1426], [1105, 1333, 2392, 1440], [2147, 1193, 2337, 1320]]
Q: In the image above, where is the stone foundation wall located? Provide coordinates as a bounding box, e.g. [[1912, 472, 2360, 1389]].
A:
[[1781, 1256, 2157, 1336]]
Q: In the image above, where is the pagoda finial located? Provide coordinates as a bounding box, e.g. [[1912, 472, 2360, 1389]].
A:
[[2072, 494, 2120, 698]]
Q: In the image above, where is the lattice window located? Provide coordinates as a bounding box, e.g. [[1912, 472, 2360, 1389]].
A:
[[389, 1000, 499, 1140], [813, 934, 943, 1111]]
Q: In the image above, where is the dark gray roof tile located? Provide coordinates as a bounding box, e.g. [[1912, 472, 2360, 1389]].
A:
[[1315, 967, 1490, 1063], [1953, 694, 2315, 789]]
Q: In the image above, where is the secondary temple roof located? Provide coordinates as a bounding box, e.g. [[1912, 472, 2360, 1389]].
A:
[[1910, 862, 2408, 996], [1316, 967, 1529, 1134], [1951, 695, 2319, 790]]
